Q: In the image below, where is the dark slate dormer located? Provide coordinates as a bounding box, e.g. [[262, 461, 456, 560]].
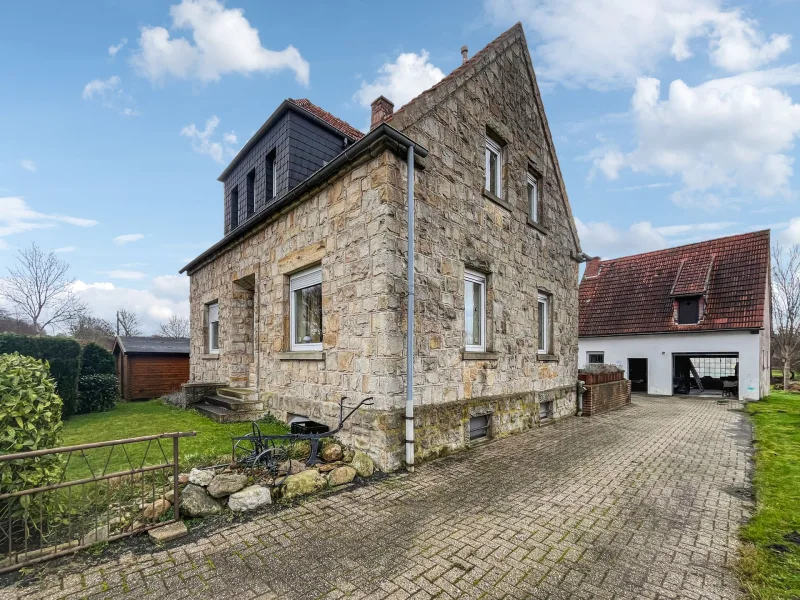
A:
[[219, 99, 364, 235]]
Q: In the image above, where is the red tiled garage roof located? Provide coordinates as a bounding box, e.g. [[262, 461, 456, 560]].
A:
[[289, 98, 364, 141], [579, 230, 770, 337]]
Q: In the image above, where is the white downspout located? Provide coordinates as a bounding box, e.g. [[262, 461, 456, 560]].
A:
[[405, 144, 415, 472]]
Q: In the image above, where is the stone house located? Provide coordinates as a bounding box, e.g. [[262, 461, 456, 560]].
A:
[[181, 24, 584, 470]]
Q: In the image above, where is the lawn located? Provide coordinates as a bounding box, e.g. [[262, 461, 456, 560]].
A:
[[740, 391, 800, 599], [61, 400, 287, 478]]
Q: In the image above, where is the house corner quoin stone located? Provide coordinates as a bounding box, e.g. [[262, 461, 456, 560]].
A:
[[184, 24, 582, 472]]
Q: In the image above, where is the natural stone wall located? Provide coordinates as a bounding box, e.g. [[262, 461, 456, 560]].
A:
[[582, 380, 631, 416]]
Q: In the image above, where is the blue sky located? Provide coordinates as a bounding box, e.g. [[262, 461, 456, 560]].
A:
[[1, 0, 799, 333]]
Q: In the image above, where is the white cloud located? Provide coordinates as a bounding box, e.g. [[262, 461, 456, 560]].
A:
[[577, 217, 741, 258], [591, 74, 800, 204], [19, 159, 37, 173], [484, 0, 790, 88], [82, 75, 139, 117], [113, 233, 145, 245], [354, 50, 444, 110], [72, 280, 189, 334], [109, 38, 127, 57], [782, 218, 800, 245], [0, 197, 97, 247], [132, 0, 309, 85], [54, 246, 77, 253], [181, 115, 237, 163], [104, 270, 147, 280], [151, 274, 190, 301]]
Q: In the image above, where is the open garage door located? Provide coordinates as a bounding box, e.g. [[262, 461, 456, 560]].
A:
[[672, 353, 739, 398]]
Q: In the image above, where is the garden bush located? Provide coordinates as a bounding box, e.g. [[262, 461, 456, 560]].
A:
[[77, 374, 118, 414], [80, 343, 115, 376], [0, 353, 64, 519], [0, 333, 81, 418]]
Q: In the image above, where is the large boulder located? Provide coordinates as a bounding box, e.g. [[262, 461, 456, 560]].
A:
[[320, 443, 343, 462], [281, 470, 328, 501], [207, 473, 248, 498], [141, 498, 171, 522], [228, 485, 272, 512], [278, 459, 306, 475], [350, 450, 375, 478], [327, 466, 356, 487], [180, 484, 222, 517], [188, 468, 214, 487]]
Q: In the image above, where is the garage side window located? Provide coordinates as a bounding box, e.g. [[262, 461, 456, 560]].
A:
[[207, 301, 219, 353], [587, 352, 604, 364], [290, 266, 323, 351]]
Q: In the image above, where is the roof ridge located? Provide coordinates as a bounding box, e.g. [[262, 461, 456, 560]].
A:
[[386, 22, 523, 123], [595, 229, 770, 265], [288, 98, 364, 141]]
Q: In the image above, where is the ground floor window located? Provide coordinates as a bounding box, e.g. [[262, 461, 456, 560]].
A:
[[290, 266, 323, 351], [464, 270, 486, 352], [207, 301, 219, 353], [537, 293, 550, 354], [587, 352, 604, 364]]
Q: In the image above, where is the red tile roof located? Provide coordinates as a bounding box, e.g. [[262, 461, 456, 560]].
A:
[[579, 230, 770, 337], [289, 98, 364, 141]]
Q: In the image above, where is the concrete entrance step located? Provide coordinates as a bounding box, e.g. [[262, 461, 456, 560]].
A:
[[194, 402, 267, 424], [206, 394, 264, 412], [216, 387, 258, 402]]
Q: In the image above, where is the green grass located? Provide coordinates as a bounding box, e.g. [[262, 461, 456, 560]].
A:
[[740, 391, 800, 599], [60, 400, 287, 478]]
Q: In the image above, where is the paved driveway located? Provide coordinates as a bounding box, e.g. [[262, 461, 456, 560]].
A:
[[2, 395, 752, 600]]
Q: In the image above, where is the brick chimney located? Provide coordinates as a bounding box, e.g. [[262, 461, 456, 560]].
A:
[[461, 45, 469, 64], [370, 96, 394, 130], [584, 257, 602, 278]]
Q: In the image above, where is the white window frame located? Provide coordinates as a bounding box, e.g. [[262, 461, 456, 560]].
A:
[[464, 269, 486, 353], [207, 301, 219, 354], [485, 137, 502, 198], [537, 293, 549, 355], [587, 351, 604, 364], [290, 266, 323, 352], [527, 172, 539, 223]]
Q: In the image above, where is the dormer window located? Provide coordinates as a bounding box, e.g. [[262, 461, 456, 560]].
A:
[[677, 297, 700, 324]]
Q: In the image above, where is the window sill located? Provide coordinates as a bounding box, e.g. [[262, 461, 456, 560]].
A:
[[277, 351, 325, 361], [526, 218, 548, 234], [537, 353, 558, 362], [481, 188, 512, 212], [201, 354, 220, 360], [462, 351, 501, 361]]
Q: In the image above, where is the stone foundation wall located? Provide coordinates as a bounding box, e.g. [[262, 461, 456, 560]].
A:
[[582, 380, 631, 416], [182, 382, 223, 406]]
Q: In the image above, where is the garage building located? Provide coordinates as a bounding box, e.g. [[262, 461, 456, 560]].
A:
[[578, 231, 771, 400], [113, 336, 190, 401]]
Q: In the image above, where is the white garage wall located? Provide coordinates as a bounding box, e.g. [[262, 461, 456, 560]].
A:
[[578, 331, 764, 400]]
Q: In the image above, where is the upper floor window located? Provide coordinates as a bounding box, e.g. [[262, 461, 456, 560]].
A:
[[537, 293, 550, 354], [230, 186, 239, 229], [207, 301, 219, 353], [464, 270, 486, 352], [266, 150, 276, 199], [678, 297, 700, 324], [246, 169, 255, 218], [527, 172, 539, 223], [485, 137, 502, 198], [290, 266, 322, 351]]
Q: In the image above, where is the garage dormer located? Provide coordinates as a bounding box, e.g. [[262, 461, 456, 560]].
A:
[[671, 254, 715, 325]]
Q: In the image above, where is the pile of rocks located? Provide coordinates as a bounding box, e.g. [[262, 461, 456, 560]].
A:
[[181, 469, 272, 517]]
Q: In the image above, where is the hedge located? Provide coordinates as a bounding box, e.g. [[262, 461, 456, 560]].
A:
[[0, 334, 81, 418], [77, 374, 118, 414], [80, 343, 115, 376], [0, 353, 64, 522]]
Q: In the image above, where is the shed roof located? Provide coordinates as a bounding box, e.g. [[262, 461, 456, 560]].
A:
[[578, 230, 770, 337], [114, 336, 190, 355]]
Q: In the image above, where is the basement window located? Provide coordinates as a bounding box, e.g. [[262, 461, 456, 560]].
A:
[[469, 414, 491, 441], [678, 297, 700, 325], [539, 400, 553, 421]]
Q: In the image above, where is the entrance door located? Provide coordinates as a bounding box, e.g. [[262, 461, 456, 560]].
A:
[[628, 358, 648, 393]]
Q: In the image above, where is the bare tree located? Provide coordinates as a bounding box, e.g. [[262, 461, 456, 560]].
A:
[[116, 309, 142, 336], [157, 315, 190, 338], [772, 244, 800, 390], [70, 315, 115, 344], [0, 243, 86, 334]]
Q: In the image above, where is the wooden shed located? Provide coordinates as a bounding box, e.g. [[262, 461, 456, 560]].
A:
[[113, 336, 190, 401]]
